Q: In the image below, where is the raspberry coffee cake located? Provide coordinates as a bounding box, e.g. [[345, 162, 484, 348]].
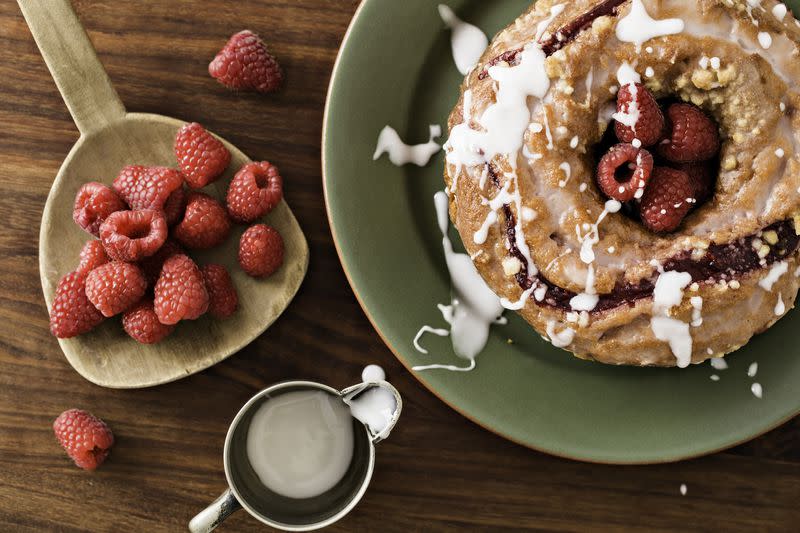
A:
[[442, 0, 800, 367]]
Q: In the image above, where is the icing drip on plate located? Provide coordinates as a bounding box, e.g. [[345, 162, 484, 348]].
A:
[[374, 125, 442, 167], [438, 4, 488, 75], [412, 192, 505, 372]]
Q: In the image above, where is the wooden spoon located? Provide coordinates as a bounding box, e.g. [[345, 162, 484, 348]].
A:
[[19, 0, 309, 389]]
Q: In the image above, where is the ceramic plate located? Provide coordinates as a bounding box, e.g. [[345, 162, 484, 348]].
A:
[[323, 0, 800, 463]]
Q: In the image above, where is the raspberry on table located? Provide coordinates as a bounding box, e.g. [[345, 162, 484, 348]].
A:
[[239, 224, 285, 278], [173, 192, 231, 249], [174, 123, 232, 189], [201, 264, 239, 319], [614, 83, 665, 147], [122, 299, 176, 344], [209, 30, 283, 93], [154, 254, 209, 325], [596, 143, 654, 202], [49, 271, 105, 339], [85, 261, 147, 317], [113, 165, 184, 212], [640, 167, 695, 233], [53, 409, 114, 471], [163, 186, 187, 227], [226, 161, 283, 223], [658, 103, 720, 163], [139, 239, 185, 287], [100, 209, 168, 262], [77, 240, 110, 274], [73, 182, 126, 237]]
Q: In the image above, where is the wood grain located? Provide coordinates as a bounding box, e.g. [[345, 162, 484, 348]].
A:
[[0, 1, 798, 531]]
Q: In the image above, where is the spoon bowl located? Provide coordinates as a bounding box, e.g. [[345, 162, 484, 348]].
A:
[[21, 0, 309, 388]]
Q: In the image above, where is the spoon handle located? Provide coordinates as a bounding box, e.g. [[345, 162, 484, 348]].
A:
[[17, 0, 125, 136]]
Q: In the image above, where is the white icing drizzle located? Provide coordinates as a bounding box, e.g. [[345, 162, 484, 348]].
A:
[[546, 321, 576, 348], [758, 31, 773, 49], [759, 261, 788, 291], [413, 325, 450, 354], [413, 192, 505, 372], [374, 125, 442, 166], [751, 382, 763, 399], [772, 4, 788, 22], [438, 4, 488, 76], [650, 271, 693, 368], [569, 200, 621, 312], [615, 0, 685, 51], [558, 162, 572, 187], [775, 292, 786, 316], [690, 296, 703, 327], [710, 357, 728, 370], [535, 4, 566, 41]]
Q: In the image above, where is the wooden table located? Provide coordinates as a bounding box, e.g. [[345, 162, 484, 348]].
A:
[[1, 1, 798, 531]]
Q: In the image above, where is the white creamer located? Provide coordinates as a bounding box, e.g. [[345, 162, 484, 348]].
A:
[[246, 391, 354, 500]]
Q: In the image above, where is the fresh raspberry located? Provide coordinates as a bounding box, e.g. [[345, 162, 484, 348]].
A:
[[675, 162, 717, 205], [140, 239, 185, 286], [99, 209, 168, 262], [208, 30, 283, 93], [154, 254, 209, 324], [226, 161, 283, 223], [77, 240, 109, 274], [53, 409, 114, 471], [163, 186, 187, 226], [238, 224, 285, 278], [640, 167, 695, 233], [596, 144, 654, 202], [658, 103, 720, 163], [73, 182, 126, 236], [49, 271, 105, 339], [174, 123, 232, 189], [173, 192, 231, 249], [113, 165, 184, 212], [614, 83, 665, 147], [85, 261, 147, 317], [122, 299, 176, 344], [201, 264, 239, 318]]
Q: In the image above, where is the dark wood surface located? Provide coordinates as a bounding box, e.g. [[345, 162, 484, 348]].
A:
[[0, 1, 798, 531]]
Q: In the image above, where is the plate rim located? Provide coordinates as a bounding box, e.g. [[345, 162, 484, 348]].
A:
[[321, 0, 799, 464]]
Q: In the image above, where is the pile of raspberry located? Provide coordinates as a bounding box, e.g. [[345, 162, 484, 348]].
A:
[[596, 81, 721, 233], [50, 122, 286, 344]]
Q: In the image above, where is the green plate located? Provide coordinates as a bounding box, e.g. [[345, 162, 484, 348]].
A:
[[323, 0, 800, 463]]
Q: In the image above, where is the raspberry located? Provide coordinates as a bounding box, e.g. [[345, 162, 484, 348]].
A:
[[640, 167, 695, 233], [596, 144, 654, 202], [201, 264, 239, 318], [614, 83, 665, 147], [85, 261, 147, 317], [122, 299, 175, 344], [209, 30, 283, 93], [658, 103, 720, 163], [239, 224, 285, 278], [226, 161, 283, 223], [99, 209, 168, 262], [113, 165, 184, 212], [53, 409, 114, 470], [174, 123, 232, 189], [140, 239, 185, 286], [49, 271, 105, 338], [77, 240, 109, 274], [154, 254, 209, 324], [173, 192, 231, 249], [163, 186, 187, 226], [73, 182, 126, 236], [675, 162, 717, 205]]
